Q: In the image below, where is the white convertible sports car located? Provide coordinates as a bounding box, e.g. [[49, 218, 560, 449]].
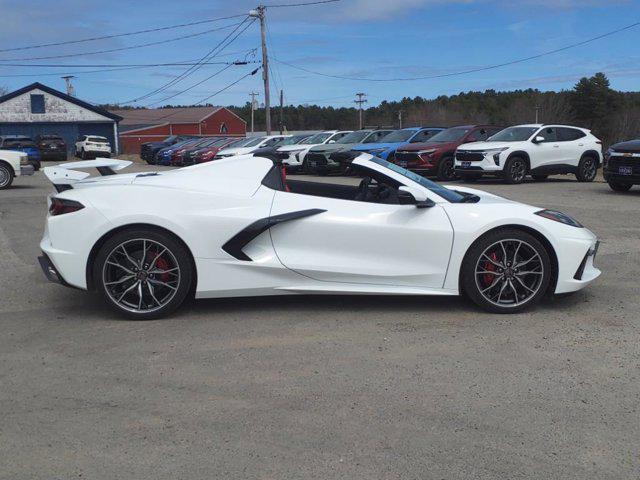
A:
[[39, 152, 600, 319]]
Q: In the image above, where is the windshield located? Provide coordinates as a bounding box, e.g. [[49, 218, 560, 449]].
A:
[[274, 136, 306, 146], [379, 129, 416, 143], [300, 132, 332, 145], [368, 157, 466, 203], [4, 138, 35, 147], [241, 136, 267, 148], [429, 128, 471, 143], [488, 127, 538, 142], [336, 131, 371, 144]]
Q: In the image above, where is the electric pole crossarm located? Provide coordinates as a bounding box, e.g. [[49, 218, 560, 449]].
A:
[[250, 6, 271, 135]]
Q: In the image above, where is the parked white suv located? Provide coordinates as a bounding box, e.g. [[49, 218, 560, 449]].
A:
[[0, 150, 34, 189], [277, 130, 352, 172], [454, 124, 602, 184], [75, 135, 111, 159]]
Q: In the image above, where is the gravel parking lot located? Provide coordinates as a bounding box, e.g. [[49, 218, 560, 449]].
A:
[[1, 164, 639, 479]]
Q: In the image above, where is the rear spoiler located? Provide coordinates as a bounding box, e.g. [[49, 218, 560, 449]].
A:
[[43, 158, 132, 192]]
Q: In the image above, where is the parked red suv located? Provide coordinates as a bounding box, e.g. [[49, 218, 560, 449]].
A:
[[391, 125, 504, 180]]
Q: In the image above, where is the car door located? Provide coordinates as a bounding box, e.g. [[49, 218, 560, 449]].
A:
[[531, 126, 563, 169], [557, 127, 587, 167], [268, 186, 454, 289]]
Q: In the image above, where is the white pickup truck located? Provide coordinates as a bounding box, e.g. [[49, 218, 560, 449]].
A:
[[0, 150, 35, 189]]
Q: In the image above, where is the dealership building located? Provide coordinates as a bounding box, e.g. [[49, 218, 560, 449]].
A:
[[110, 106, 247, 154], [0, 82, 122, 154]]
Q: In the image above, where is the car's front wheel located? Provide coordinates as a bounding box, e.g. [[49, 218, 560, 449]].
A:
[[93, 229, 193, 319], [0, 163, 14, 189], [503, 156, 527, 184], [437, 155, 457, 181], [608, 181, 633, 192], [461, 229, 552, 313]]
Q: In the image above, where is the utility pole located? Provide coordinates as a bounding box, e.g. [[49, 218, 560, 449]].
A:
[[535, 105, 540, 123], [62, 76, 75, 96], [279, 89, 284, 134], [249, 91, 259, 133], [250, 6, 271, 134], [354, 92, 367, 129], [398, 110, 403, 129]]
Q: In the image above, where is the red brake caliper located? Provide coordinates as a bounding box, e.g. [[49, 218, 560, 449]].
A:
[[483, 251, 499, 287], [149, 252, 171, 282]]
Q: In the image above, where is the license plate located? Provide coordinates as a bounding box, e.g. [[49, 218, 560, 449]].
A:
[[618, 166, 633, 175], [309, 161, 317, 167], [50, 145, 58, 149], [398, 161, 408, 167], [461, 161, 471, 168]]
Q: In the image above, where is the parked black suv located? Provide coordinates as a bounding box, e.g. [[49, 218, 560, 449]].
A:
[[141, 135, 197, 164], [604, 140, 640, 191], [35, 134, 67, 162]]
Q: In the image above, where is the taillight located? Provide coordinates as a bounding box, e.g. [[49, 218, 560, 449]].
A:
[[280, 166, 290, 192], [49, 198, 84, 216]]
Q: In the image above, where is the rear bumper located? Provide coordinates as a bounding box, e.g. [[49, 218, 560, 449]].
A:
[[603, 168, 640, 184], [38, 253, 77, 288]]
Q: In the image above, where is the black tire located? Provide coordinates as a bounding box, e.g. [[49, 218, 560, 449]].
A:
[[93, 228, 194, 320], [576, 155, 597, 182], [436, 156, 457, 181], [80, 148, 87, 160], [461, 228, 552, 314], [503, 156, 527, 184], [532, 174, 548, 181], [0, 163, 14, 189], [608, 181, 633, 192]]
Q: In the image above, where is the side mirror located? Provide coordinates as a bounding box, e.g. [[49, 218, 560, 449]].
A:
[[533, 136, 545, 143], [398, 186, 435, 208]]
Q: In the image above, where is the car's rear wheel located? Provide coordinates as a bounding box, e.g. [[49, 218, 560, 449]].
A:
[[576, 155, 597, 182], [94, 229, 193, 320], [461, 229, 552, 313], [608, 181, 633, 192], [80, 148, 87, 160], [503, 156, 527, 184], [0, 163, 14, 189], [437, 155, 457, 181]]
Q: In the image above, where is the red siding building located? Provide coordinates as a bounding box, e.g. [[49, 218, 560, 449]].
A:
[[109, 106, 246, 154]]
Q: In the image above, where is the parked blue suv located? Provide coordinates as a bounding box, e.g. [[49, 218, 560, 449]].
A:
[[351, 127, 444, 160], [0, 135, 42, 170]]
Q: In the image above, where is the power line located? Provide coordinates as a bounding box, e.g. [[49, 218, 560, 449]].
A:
[[119, 16, 254, 104], [0, 14, 248, 53], [0, 22, 244, 62], [145, 64, 233, 106], [266, 0, 340, 7], [271, 20, 640, 82], [0, 50, 258, 68]]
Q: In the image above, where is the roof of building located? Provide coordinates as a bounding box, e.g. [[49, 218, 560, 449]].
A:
[[0, 82, 122, 122], [109, 106, 224, 126]]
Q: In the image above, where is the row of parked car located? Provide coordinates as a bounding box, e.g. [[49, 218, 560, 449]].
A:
[[140, 124, 640, 191]]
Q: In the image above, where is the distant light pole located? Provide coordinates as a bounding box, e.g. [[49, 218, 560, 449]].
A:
[[354, 92, 367, 129]]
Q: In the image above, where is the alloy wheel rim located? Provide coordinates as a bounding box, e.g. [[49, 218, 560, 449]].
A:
[[510, 160, 525, 181], [474, 239, 544, 307], [583, 159, 596, 179], [0, 167, 9, 187], [443, 159, 455, 179], [102, 238, 180, 313]]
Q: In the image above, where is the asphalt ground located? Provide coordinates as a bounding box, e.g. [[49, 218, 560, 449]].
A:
[[1, 162, 639, 479]]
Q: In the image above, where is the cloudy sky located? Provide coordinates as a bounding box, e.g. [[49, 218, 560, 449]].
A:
[[0, 0, 638, 108]]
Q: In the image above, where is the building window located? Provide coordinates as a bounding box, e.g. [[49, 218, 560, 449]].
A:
[[30, 94, 45, 114]]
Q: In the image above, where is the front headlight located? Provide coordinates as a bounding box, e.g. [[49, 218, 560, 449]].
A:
[[417, 149, 437, 156], [535, 209, 583, 228]]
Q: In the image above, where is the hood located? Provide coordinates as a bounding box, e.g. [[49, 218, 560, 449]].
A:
[[217, 146, 256, 156], [352, 142, 401, 152], [309, 143, 352, 153], [611, 139, 640, 152], [457, 141, 514, 151], [446, 185, 517, 205], [278, 144, 314, 152], [397, 140, 459, 153]]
